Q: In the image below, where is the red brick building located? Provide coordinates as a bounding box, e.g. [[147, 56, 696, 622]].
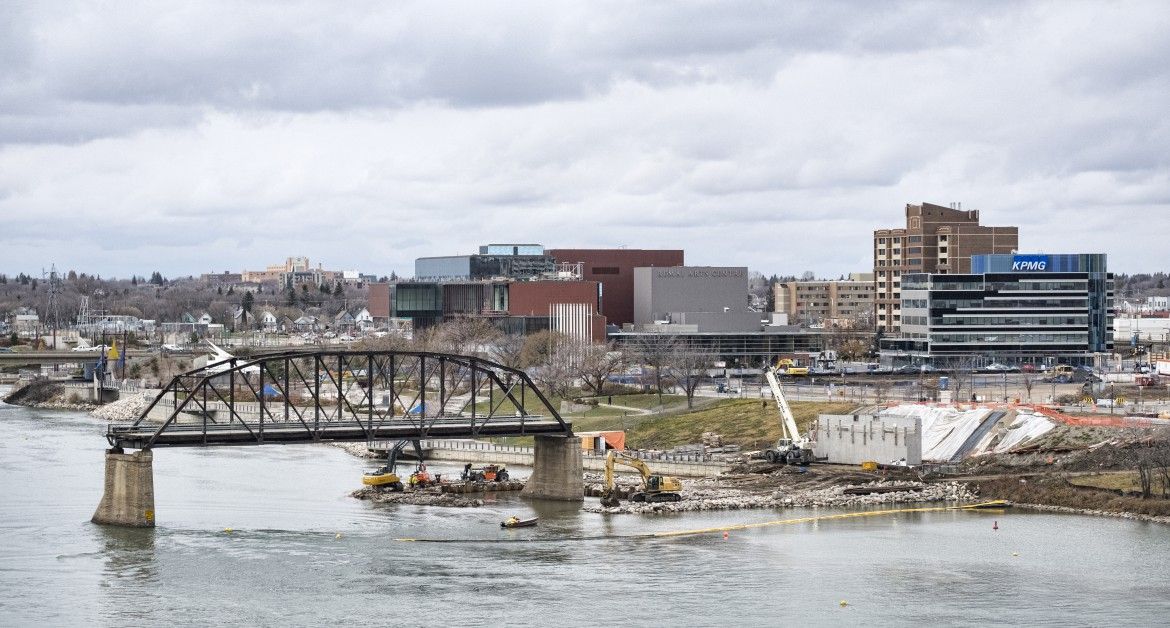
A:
[[546, 249, 684, 327], [508, 280, 606, 341]]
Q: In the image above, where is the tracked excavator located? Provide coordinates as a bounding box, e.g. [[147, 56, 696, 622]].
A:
[[599, 451, 683, 507]]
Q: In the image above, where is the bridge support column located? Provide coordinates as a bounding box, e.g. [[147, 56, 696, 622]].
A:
[[522, 435, 583, 502], [92, 449, 155, 528]]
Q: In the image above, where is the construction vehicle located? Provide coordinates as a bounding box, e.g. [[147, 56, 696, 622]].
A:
[[762, 366, 814, 465], [599, 451, 683, 507], [776, 358, 809, 377], [361, 440, 423, 491]]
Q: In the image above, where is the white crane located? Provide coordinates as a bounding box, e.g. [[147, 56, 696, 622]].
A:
[[762, 366, 814, 465]]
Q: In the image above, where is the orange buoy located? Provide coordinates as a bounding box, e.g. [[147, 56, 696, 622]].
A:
[[723, 531, 729, 540], [993, 521, 999, 530]]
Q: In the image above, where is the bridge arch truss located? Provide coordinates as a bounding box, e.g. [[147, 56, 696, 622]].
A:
[[106, 350, 570, 449]]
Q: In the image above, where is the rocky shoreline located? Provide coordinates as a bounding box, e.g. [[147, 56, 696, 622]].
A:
[[1012, 502, 1170, 525], [584, 477, 975, 515]]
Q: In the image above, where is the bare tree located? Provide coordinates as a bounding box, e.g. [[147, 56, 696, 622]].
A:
[[486, 333, 527, 370], [1020, 370, 1035, 402], [949, 357, 979, 403], [576, 343, 625, 396], [631, 333, 680, 406], [668, 345, 714, 409]]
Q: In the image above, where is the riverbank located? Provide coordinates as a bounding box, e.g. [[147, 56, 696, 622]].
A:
[[974, 475, 1170, 524], [1, 380, 96, 411]]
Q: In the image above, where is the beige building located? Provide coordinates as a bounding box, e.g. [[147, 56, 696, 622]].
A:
[[874, 203, 1018, 334], [242, 257, 316, 284], [774, 273, 875, 327]]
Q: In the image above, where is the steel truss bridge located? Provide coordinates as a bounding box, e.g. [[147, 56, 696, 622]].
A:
[[105, 350, 571, 450]]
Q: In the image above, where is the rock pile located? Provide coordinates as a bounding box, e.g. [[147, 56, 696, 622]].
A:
[[91, 394, 151, 422], [351, 486, 486, 508], [585, 480, 976, 515]]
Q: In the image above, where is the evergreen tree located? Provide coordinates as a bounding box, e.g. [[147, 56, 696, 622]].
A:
[[333, 282, 344, 296], [241, 291, 254, 327]]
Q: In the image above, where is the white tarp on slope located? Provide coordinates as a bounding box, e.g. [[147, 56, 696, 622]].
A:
[[992, 411, 1056, 453], [879, 406, 993, 462], [878, 405, 1058, 461]]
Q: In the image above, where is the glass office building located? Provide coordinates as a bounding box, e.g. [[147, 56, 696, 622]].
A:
[[881, 253, 1113, 367]]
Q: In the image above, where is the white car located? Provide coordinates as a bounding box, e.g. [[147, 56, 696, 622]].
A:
[[71, 344, 106, 352]]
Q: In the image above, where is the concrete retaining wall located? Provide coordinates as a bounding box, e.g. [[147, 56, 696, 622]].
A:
[[814, 414, 922, 466]]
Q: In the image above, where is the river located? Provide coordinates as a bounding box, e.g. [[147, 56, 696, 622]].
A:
[[2, 398, 1170, 626]]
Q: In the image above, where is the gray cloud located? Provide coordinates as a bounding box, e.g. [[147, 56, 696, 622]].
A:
[[0, 1, 1168, 279]]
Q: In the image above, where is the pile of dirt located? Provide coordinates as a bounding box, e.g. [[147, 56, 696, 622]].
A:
[[2, 380, 70, 407]]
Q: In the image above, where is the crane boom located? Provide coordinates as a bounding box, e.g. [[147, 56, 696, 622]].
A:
[[764, 366, 802, 443]]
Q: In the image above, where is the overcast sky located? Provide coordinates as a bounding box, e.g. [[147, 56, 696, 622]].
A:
[[1, 1, 1167, 280]]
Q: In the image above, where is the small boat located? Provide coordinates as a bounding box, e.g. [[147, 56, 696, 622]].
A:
[[500, 516, 539, 529]]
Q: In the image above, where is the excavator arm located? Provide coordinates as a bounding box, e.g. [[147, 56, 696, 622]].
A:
[[604, 451, 651, 491]]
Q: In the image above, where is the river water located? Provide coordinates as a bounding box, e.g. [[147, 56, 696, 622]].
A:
[[2, 399, 1170, 627]]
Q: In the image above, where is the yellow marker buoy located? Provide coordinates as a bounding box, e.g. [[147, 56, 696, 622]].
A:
[[224, 527, 233, 534], [1012, 552, 1019, 557], [335, 533, 342, 539], [840, 600, 849, 607]]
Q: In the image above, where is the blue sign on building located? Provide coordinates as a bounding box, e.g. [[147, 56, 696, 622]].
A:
[[1011, 254, 1050, 272]]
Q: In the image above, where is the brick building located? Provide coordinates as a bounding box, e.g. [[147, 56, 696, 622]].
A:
[[774, 273, 875, 327], [873, 203, 1017, 334], [546, 248, 684, 327]]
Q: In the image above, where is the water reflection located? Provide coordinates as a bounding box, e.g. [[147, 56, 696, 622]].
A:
[[95, 524, 157, 586]]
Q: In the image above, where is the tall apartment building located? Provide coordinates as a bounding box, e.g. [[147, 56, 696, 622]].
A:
[[774, 273, 875, 326], [874, 203, 1018, 334]]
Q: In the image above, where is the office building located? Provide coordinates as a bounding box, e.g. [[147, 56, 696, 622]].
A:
[[880, 253, 1114, 368], [415, 244, 556, 280], [874, 203, 1018, 334], [633, 266, 759, 332]]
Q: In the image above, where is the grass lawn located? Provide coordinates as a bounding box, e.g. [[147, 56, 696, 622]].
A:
[[620, 398, 859, 450], [583, 393, 688, 409], [1068, 472, 1144, 493]]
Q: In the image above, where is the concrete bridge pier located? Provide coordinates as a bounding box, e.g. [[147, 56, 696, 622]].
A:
[[522, 435, 583, 501], [92, 449, 155, 527]]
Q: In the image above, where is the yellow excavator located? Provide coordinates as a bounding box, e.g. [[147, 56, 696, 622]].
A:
[[599, 451, 683, 507]]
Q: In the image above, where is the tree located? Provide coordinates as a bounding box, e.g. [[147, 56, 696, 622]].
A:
[[576, 343, 625, 396], [668, 345, 714, 409], [333, 282, 344, 297], [1020, 370, 1035, 402], [487, 333, 527, 370], [521, 330, 571, 369], [631, 333, 680, 406], [286, 286, 297, 306], [241, 291, 254, 328]]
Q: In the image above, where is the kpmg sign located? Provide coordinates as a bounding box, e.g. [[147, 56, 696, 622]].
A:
[[1011, 255, 1050, 271]]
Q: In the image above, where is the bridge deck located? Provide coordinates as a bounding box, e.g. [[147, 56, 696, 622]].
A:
[[106, 417, 571, 449]]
